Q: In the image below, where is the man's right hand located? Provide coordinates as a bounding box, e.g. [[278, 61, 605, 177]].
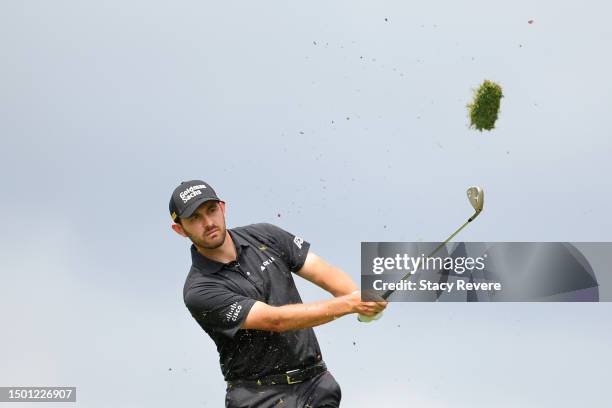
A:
[[345, 290, 387, 317]]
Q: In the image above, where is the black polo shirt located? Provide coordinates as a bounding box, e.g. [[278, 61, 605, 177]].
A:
[[183, 223, 324, 381]]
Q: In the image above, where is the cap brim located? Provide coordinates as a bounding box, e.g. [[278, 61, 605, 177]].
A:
[[179, 197, 221, 219]]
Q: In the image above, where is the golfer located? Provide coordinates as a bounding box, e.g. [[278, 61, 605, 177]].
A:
[[170, 180, 387, 408]]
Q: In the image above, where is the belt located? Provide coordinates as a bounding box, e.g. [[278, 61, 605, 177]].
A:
[[228, 362, 327, 387]]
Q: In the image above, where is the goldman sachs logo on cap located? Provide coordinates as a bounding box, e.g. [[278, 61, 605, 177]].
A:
[[180, 184, 207, 203]]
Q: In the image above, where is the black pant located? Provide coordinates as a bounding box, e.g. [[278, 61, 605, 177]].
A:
[[225, 371, 342, 408]]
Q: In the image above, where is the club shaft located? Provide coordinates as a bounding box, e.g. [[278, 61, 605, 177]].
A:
[[380, 212, 479, 300]]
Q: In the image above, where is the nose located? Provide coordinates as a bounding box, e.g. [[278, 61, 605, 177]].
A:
[[202, 215, 216, 228]]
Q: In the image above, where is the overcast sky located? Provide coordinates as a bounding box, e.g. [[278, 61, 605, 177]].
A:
[[1, 1, 611, 407]]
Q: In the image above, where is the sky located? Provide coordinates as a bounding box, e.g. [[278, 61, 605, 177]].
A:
[[1, 1, 611, 407]]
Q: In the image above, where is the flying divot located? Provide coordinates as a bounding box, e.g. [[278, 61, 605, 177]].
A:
[[467, 80, 503, 131]]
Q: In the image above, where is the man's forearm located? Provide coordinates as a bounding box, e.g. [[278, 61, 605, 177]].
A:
[[271, 297, 353, 331], [324, 267, 358, 296], [297, 253, 358, 297], [245, 297, 354, 332]]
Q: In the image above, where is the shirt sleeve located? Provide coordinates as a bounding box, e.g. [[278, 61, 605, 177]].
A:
[[184, 282, 256, 339], [256, 223, 311, 272]]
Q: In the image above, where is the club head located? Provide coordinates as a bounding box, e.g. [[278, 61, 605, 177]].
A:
[[466, 186, 484, 213]]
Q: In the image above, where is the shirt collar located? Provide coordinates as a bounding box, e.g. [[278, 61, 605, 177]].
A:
[[228, 228, 250, 249], [190, 229, 250, 274]]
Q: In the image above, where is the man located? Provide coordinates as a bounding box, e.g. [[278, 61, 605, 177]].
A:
[[170, 180, 387, 408]]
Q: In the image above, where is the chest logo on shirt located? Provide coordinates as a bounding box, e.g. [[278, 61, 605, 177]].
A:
[[260, 256, 276, 271]]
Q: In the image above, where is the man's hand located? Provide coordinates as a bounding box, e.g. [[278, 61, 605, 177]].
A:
[[346, 290, 387, 317]]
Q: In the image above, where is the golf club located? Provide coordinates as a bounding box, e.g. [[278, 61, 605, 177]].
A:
[[358, 186, 485, 323]]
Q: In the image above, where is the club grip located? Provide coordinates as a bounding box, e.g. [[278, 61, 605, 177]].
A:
[[357, 312, 383, 323]]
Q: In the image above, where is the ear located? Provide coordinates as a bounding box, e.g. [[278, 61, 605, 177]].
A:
[[219, 201, 226, 214], [171, 223, 188, 237]]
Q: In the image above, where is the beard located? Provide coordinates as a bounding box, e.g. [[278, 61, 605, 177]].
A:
[[185, 224, 227, 250]]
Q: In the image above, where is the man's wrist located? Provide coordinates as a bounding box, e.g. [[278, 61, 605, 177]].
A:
[[335, 292, 357, 315]]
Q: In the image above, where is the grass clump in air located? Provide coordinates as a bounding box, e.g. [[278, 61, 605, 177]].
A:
[[467, 80, 503, 131]]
